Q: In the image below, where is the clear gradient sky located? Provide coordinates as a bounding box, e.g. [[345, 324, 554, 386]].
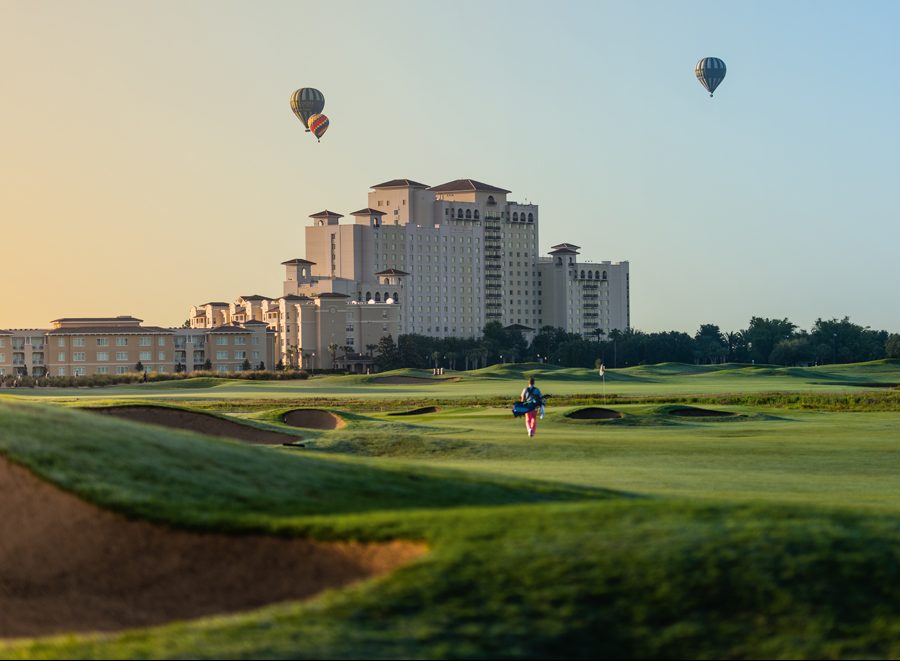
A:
[[2, 1, 898, 333]]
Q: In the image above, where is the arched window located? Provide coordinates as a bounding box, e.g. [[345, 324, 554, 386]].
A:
[[374, 292, 381, 302], [587, 270, 593, 279], [392, 291, 399, 303], [602, 270, 608, 280], [528, 213, 534, 222], [457, 209, 463, 218], [513, 212, 519, 221], [301, 267, 307, 277], [580, 270, 585, 279], [473, 210, 479, 219], [487, 195, 496, 205], [383, 292, 389, 302], [465, 209, 472, 219], [365, 291, 372, 301]]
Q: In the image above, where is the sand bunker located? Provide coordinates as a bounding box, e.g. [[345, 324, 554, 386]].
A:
[[388, 406, 440, 416], [565, 407, 623, 420], [669, 407, 736, 418], [372, 376, 460, 385], [282, 409, 346, 430], [0, 457, 425, 639], [90, 405, 297, 445]]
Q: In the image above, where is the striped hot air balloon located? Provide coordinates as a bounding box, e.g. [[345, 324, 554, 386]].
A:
[[307, 113, 329, 142], [695, 57, 726, 97], [290, 88, 325, 132]]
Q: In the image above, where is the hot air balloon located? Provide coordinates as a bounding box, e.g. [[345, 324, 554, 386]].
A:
[[290, 88, 325, 132], [695, 57, 726, 97], [307, 113, 329, 142]]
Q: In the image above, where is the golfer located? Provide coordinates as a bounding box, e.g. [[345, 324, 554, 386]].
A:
[[520, 377, 544, 438]]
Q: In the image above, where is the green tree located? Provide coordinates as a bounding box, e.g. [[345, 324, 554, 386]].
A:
[[374, 334, 401, 371], [241, 358, 251, 371], [743, 317, 797, 364], [886, 334, 900, 359], [769, 336, 815, 365], [134, 360, 144, 373], [694, 324, 727, 364]]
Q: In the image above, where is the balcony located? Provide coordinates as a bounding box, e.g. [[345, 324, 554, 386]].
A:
[[485, 294, 502, 300], [485, 264, 502, 270]]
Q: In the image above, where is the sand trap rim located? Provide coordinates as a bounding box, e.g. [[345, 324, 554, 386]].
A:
[[388, 406, 440, 416], [282, 408, 347, 430]]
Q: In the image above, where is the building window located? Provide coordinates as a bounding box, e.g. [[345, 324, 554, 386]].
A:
[[96, 352, 109, 361], [216, 337, 228, 345], [116, 352, 128, 361], [216, 351, 228, 360], [457, 209, 463, 218], [73, 337, 85, 347], [513, 212, 518, 221], [474, 210, 479, 219], [234, 337, 246, 345], [139, 337, 151, 347], [139, 351, 151, 361], [57, 352, 65, 361], [158, 351, 166, 361], [96, 338, 109, 346], [73, 352, 85, 362], [73, 367, 86, 377], [57, 338, 65, 347], [97, 366, 109, 374], [234, 351, 246, 360], [116, 366, 128, 374], [116, 337, 128, 346]]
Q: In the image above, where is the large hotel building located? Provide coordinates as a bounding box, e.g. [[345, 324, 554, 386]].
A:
[[189, 178, 629, 366], [0, 178, 629, 376]]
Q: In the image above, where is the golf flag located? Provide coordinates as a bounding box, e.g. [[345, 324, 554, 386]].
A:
[[599, 363, 605, 377]]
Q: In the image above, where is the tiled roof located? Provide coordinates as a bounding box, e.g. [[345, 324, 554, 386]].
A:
[[350, 208, 387, 216], [370, 179, 429, 189], [47, 326, 172, 335], [198, 301, 229, 307], [239, 295, 273, 301], [208, 325, 251, 334], [280, 294, 311, 300], [428, 179, 511, 194], [242, 320, 268, 325], [549, 243, 581, 254], [281, 258, 316, 265], [375, 268, 410, 276], [317, 292, 351, 298], [50, 316, 142, 323], [309, 210, 344, 218], [0, 329, 12, 334]]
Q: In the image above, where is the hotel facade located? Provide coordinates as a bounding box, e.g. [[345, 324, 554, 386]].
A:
[[188, 178, 629, 368]]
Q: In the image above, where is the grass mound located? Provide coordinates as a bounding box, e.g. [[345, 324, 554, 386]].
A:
[[669, 406, 737, 418], [0, 402, 610, 527]]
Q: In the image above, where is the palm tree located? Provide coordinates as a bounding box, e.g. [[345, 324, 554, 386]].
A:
[[327, 342, 339, 369]]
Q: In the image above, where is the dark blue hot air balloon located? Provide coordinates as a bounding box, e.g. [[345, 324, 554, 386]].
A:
[[695, 57, 726, 97]]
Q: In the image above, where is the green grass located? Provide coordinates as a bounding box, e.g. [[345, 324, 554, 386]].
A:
[[3, 361, 900, 658]]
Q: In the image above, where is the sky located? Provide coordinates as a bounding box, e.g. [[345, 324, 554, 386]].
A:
[[2, 0, 898, 333]]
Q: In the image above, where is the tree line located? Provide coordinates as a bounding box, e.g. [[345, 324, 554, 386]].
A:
[[372, 317, 900, 371]]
